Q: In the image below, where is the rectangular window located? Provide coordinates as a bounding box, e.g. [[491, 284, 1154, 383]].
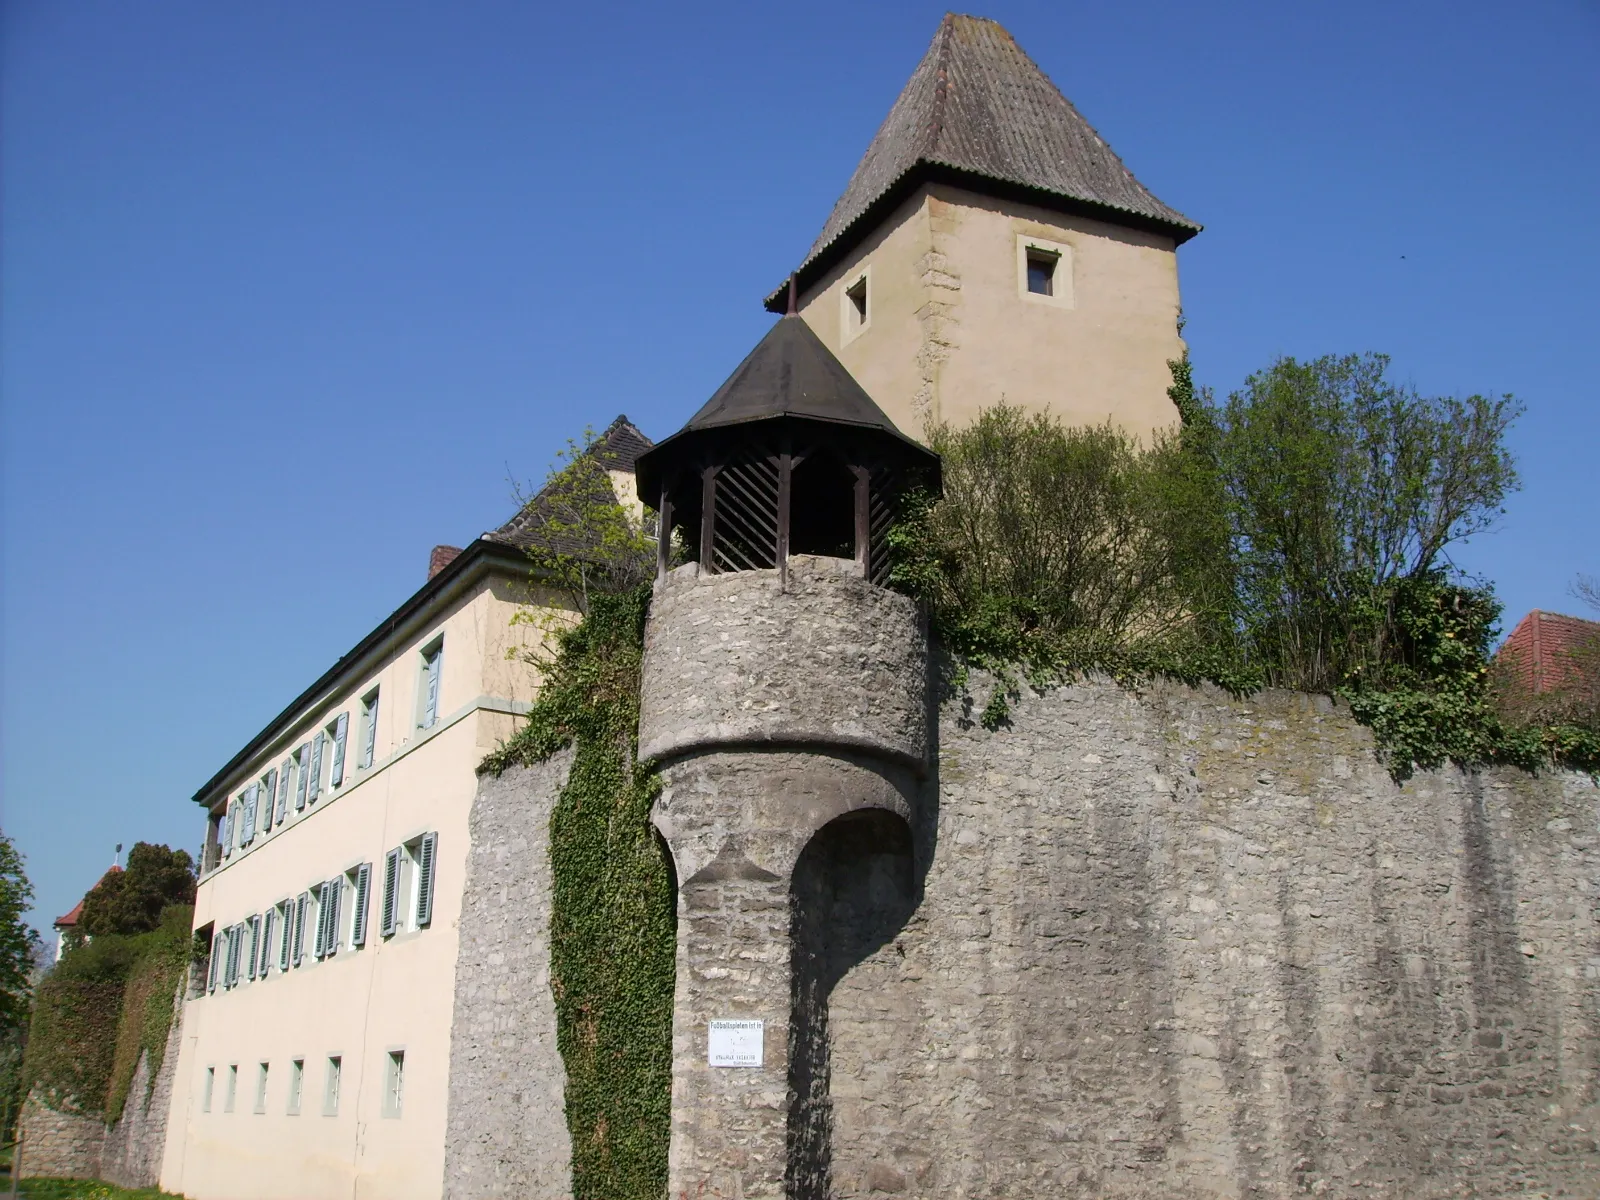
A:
[[259, 909, 276, 979], [381, 847, 402, 938], [207, 926, 222, 993], [224, 1064, 238, 1113], [294, 742, 311, 810], [202, 1066, 214, 1113], [225, 924, 242, 988], [277, 901, 293, 971], [275, 758, 292, 824], [844, 275, 868, 337], [418, 640, 443, 730], [287, 1058, 304, 1115], [1026, 250, 1057, 296], [254, 1062, 269, 1114], [221, 803, 234, 859], [359, 688, 380, 769], [245, 914, 261, 981], [319, 876, 342, 958], [240, 784, 258, 847], [382, 1050, 405, 1119], [324, 1056, 342, 1117], [350, 862, 372, 948], [328, 712, 349, 788], [307, 733, 326, 804]]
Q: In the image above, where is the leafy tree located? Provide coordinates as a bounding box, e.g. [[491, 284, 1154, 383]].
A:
[[1212, 353, 1520, 692], [0, 834, 41, 1039], [78, 843, 196, 939]]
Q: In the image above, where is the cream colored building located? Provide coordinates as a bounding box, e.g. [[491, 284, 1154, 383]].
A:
[[769, 13, 1200, 441], [158, 420, 650, 1200]]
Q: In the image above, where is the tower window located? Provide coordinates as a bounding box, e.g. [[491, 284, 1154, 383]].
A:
[[1016, 235, 1074, 307], [1026, 251, 1057, 296], [840, 268, 871, 343]]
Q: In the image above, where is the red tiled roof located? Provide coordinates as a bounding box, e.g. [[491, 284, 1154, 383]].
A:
[[1496, 610, 1600, 694], [53, 900, 84, 929]]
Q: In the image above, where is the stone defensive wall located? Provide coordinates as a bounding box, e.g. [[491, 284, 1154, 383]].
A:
[[445, 556, 1600, 1199]]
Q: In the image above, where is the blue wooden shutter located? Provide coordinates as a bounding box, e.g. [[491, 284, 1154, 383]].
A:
[[381, 848, 401, 937], [262, 770, 278, 831], [351, 863, 372, 947], [208, 929, 222, 993], [295, 744, 310, 810], [307, 734, 325, 804], [276, 761, 291, 824], [260, 910, 275, 978], [278, 903, 292, 971], [324, 876, 342, 956], [246, 915, 259, 980], [361, 692, 379, 769], [292, 893, 308, 966], [221, 805, 234, 858], [415, 833, 438, 928], [330, 713, 349, 788], [241, 786, 258, 847]]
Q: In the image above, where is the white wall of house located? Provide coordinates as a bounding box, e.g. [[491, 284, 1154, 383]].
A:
[[159, 561, 561, 1199]]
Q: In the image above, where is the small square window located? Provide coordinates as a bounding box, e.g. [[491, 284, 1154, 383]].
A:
[[840, 268, 872, 345], [1026, 251, 1057, 296], [382, 1050, 405, 1119], [287, 1059, 304, 1115], [254, 1062, 269, 1114], [324, 1056, 342, 1117]]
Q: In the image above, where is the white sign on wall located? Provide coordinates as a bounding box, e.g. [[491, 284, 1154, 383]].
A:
[[707, 1019, 765, 1067]]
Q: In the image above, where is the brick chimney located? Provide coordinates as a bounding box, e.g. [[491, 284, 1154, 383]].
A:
[[429, 545, 463, 581]]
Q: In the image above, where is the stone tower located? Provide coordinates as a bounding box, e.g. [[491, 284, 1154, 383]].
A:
[[769, 13, 1200, 440], [634, 310, 939, 1199]]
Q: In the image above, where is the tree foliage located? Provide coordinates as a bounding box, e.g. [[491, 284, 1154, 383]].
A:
[[0, 834, 41, 1040], [889, 352, 1596, 776], [79, 844, 196, 939]]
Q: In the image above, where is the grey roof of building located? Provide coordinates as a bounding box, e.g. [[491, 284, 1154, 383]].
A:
[[766, 13, 1199, 310], [634, 317, 936, 500], [489, 415, 654, 551]]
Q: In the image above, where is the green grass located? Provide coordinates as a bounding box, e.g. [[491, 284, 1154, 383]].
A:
[[10, 1178, 182, 1200]]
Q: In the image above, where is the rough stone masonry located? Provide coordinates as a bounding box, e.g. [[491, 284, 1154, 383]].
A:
[[445, 554, 1600, 1199]]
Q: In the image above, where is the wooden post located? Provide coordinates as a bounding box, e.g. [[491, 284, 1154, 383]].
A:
[[852, 464, 871, 577], [699, 465, 718, 573], [657, 483, 674, 580], [776, 448, 793, 591]]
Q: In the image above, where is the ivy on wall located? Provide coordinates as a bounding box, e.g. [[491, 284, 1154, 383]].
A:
[[23, 907, 191, 1123], [482, 584, 675, 1200]]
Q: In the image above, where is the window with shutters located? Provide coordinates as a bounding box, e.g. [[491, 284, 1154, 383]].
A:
[[206, 925, 221, 994], [224, 1064, 238, 1113], [238, 785, 257, 848], [245, 914, 261, 981], [349, 863, 372, 948], [327, 712, 349, 789], [323, 1057, 342, 1117], [202, 1066, 215, 1113], [417, 639, 443, 730], [254, 1063, 269, 1114], [220, 804, 234, 859], [319, 876, 343, 958], [413, 833, 438, 929], [382, 1050, 405, 1118], [259, 769, 278, 836], [259, 910, 276, 979], [203, 810, 223, 875], [359, 688, 380, 769], [277, 900, 293, 971], [294, 742, 311, 811], [287, 1059, 304, 1115]]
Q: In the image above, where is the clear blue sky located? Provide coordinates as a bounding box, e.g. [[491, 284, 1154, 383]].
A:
[[4, 1, 1597, 937]]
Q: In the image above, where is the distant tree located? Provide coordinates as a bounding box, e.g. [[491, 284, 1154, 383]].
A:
[[78, 843, 196, 939]]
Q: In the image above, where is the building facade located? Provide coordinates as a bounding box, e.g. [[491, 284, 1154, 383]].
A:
[[157, 422, 650, 1199]]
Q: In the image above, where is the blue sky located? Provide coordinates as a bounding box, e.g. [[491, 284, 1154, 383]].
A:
[[4, 0, 1597, 936]]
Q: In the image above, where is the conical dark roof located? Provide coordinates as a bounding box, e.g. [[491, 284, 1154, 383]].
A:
[[635, 316, 936, 501], [767, 13, 1198, 310]]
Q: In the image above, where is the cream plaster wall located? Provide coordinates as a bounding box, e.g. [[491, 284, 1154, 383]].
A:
[[160, 568, 565, 1200], [799, 183, 1185, 441]]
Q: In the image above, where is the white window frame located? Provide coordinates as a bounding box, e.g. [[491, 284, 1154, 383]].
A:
[[324, 1056, 342, 1117], [839, 265, 871, 345], [381, 1049, 405, 1119], [287, 1058, 304, 1116], [1016, 233, 1074, 308]]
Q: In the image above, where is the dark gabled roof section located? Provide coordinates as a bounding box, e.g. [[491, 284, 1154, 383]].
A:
[[489, 415, 654, 551], [634, 317, 934, 500], [766, 13, 1199, 310]]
